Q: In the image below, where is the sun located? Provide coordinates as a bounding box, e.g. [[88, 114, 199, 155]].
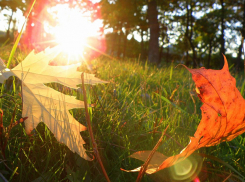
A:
[[48, 4, 103, 61]]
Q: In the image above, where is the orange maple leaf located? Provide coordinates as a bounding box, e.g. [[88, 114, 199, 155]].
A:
[[126, 56, 245, 174]]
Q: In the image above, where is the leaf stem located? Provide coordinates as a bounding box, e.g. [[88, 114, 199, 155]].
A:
[[81, 73, 110, 182], [6, 0, 36, 68], [136, 125, 169, 182]]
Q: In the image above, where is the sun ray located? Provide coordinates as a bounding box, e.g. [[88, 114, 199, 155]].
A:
[[46, 4, 104, 65]]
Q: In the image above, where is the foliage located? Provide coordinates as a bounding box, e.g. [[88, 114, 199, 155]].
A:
[[2, 0, 245, 68]]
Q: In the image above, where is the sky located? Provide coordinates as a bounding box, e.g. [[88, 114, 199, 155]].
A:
[[0, 0, 101, 33], [0, 3, 142, 42]]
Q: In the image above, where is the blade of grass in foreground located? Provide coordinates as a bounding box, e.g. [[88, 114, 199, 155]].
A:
[[169, 62, 173, 81], [241, 80, 245, 96], [0, 0, 36, 107], [155, 93, 188, 114], [1, 0, 36, 102], [6, 0, 36, 68], [8, 167, 18, 181]]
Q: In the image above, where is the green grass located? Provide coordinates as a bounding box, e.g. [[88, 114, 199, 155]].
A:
[[0, 47, 245, 182]]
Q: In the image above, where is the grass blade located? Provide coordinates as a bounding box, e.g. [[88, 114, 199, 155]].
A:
[[6, 0, 36, 68], [8, 167, 18, 181], [170, 62, 173, 81], [241, 80, 245, 96], [155, 93, 187, 114]]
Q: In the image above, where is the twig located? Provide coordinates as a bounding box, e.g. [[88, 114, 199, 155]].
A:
[[81, 73, 111, 182], [223, 173, 232, 182], [0, 172, 8, 182], [8, 117, 27, 129], [0, 158, 16, 174], [136, 125, 169, 182], [242, 37, 245, 76], [152, 117, 163, 137]]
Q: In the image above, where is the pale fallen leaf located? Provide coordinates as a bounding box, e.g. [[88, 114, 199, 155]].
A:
[[1, 46, 107, 160], [122, 151, 167, 174]]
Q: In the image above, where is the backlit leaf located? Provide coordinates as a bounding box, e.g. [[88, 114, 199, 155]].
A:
[[127, 56, 245, 173], [1, 46, 107, 160]]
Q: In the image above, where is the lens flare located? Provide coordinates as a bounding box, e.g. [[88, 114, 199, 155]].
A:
[[52, 5, 99, 56], [173, 158, 193, 176], [170, 155, 202, 181], [193, 177, 201, 182]]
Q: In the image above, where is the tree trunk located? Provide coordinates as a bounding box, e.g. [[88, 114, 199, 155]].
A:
[[185, 1, 190, 66], [140, 28, 144, 59], [159, 43, 163, 63], [117, 23, 122, 58], [189, 2, 197, 68], [6, 10, 13, 39], [159, 27, 165, 63], [207, 39, 212, 69], [220, 0, 225, 68], [185, 1, 197, 68], [111, 29, 116, 56], [237, 40, 243, 71], [166, 37, 170, 63], [236, 1, 245, 71], [147, 0, 159, 64], [123, 28, 128, 59]]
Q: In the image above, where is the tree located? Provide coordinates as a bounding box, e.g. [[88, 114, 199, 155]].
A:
[[220, 0, 225, 68], [101, 0, 142, 58], [147, 0, 160, 64], [0, 0, 25, 39], [195, 11, 219, 68], [185, 0, 198, 67], [229, 0, 245, 70]]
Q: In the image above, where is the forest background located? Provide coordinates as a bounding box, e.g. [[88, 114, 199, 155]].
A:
[[1, 0, 245, 69]]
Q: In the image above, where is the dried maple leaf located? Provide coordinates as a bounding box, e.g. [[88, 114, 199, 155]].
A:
[[0, 46, 107, 160], [126, 55, 245, 173]]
